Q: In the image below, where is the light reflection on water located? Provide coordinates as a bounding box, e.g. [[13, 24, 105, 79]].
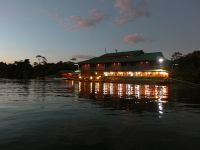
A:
[[78, 81, 168, 100], [78, 81, 168, 116], [0, 79, 200, 150]]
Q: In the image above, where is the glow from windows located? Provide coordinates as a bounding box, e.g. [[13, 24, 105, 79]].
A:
[[103, 71, 168, 78]]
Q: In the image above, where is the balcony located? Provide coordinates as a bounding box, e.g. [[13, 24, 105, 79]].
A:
[[81, 65, 166, 72]]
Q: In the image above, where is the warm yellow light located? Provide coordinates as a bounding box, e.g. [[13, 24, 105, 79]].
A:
[[110, 72, 114, 75], [90, 76, 93, 80], [104, 72, 108, 76], [96, 76, 101, 80], [128, 72, 133, 76], [79, 76, 82, 79], [102, 71, 169, 78], [159, 71, 169, 77]]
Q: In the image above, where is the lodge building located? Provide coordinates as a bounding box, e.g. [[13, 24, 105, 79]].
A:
[[78, 50, 170, 81]]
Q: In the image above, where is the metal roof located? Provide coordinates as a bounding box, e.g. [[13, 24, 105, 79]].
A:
[[79, 51, 165, 64], [100, 50, 144, 58]]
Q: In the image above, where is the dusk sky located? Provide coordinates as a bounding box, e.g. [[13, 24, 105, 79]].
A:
[[0, 0, 200, 63]]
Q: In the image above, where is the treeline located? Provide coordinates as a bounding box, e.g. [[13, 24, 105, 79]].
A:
[[171, 51, 200, 83], [0, 58, 76, 79]]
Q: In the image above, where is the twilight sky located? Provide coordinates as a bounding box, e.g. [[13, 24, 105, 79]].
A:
[[0, 0, 200, 63]]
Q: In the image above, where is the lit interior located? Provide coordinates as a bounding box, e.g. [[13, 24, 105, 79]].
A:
[[103, 71, 169, 78]]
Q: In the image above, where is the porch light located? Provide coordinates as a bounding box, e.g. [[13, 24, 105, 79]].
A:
[[158, 58, 164, 63]]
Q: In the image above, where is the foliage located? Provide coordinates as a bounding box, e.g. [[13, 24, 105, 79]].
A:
[[0, 57, 76, 79], [171, 51, 200, 83], [36, 55, 47, 65], [171, 52, 183, 61]]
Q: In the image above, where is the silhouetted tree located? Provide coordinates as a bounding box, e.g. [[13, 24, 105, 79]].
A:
[[0, 58, 76, 79], [0, 62, 7, 77], [171, 52, 183, 61], [12, 59, 33, 79], [36, 55, 47, 65], [171, 50, 200, 83]]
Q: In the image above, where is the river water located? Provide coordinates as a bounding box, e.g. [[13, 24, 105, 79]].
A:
[[0, 79, 200, 150]]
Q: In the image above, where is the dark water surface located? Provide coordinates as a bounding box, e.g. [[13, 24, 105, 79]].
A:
[[0, 79, 200, 150]]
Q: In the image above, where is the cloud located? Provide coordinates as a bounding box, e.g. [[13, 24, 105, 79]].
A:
[[70, 9, 106, 30], [114, 0, 148, 25], [48, 12, 68, 28], [124, 33, 145, 44]]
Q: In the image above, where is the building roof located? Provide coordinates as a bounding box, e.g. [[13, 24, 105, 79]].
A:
[[79, 50, 165, 64], [100, 50, 144, 58]]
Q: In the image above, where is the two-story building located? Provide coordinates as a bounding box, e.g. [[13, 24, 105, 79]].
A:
[[78, 50, 170, 81]]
